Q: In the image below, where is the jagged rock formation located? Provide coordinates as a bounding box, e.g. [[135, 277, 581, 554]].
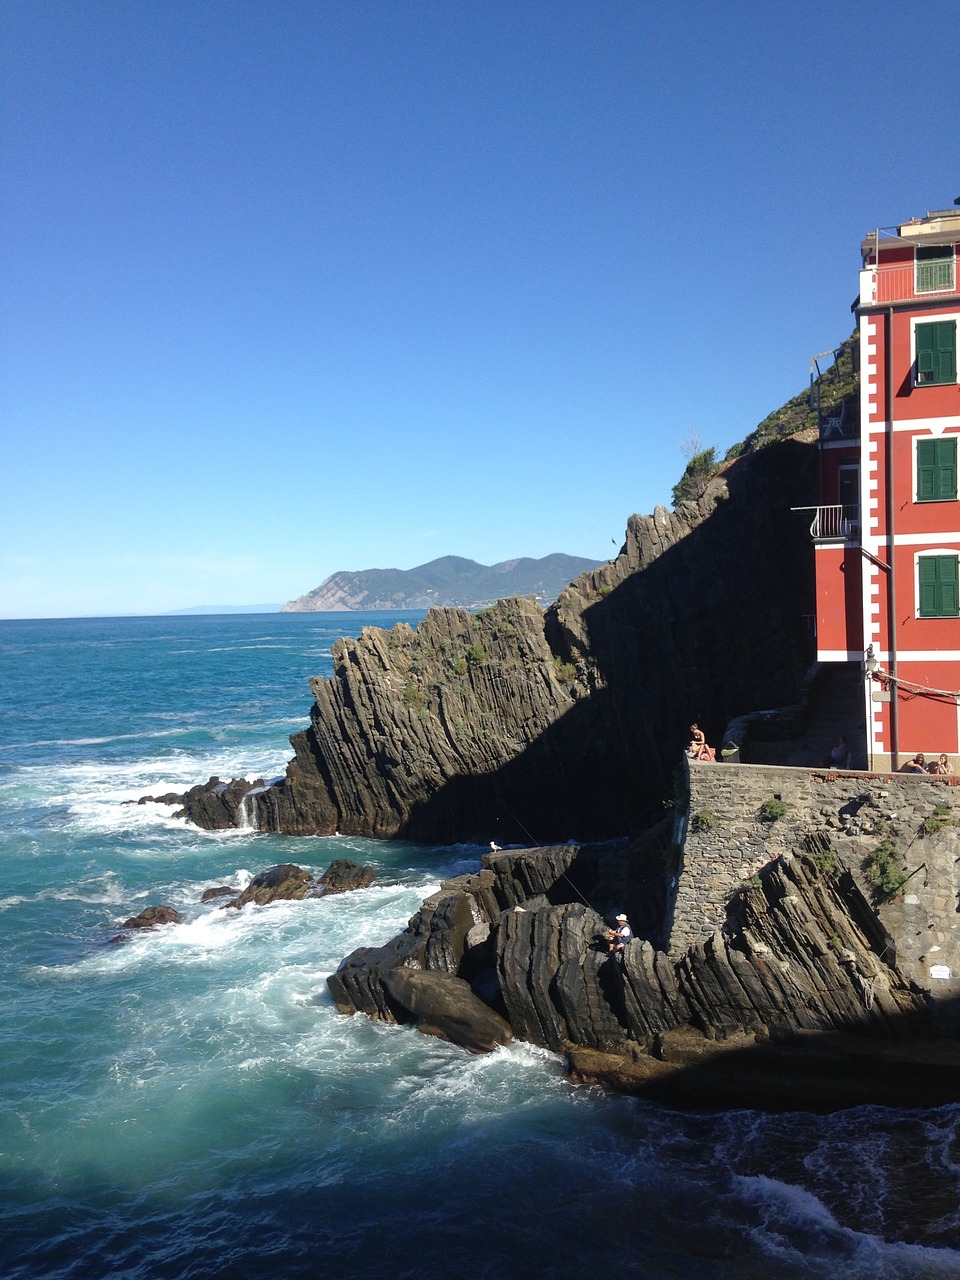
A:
[[222, 861, 375, 910], [327, 834, 949, 1109], [176, 432, 819, 843], [282, 553, 602, 612]]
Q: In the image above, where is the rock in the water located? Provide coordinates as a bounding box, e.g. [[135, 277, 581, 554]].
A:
[[317, 859, 375, 895], [223, 864, 314, 909], [382, 968, 513, 1053], [200, 886, 236, 902], [121, 905, 183, 929]]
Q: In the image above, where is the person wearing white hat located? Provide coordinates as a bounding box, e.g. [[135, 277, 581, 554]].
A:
[[608, 913, 633, 958]]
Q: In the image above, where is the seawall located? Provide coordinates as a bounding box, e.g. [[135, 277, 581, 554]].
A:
[[673, 759, 960, 1004]]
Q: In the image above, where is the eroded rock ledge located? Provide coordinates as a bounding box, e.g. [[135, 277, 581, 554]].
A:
[[325, 832, 957, 1110]]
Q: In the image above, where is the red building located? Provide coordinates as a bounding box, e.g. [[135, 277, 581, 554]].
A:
[[812, 205, 960, 770]]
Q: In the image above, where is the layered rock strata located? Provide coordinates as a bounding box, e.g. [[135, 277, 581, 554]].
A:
[[326, 832, 946, 1107], [176, 434, 819, 844]]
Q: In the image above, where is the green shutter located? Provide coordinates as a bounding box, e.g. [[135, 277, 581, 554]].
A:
[[916, 321, 957, 385], [917, 438, 937, 499], [919, 555, 940, 615], [941, 558, 960, 616], [916, 437, 957, 501], [937, 437, 958, 499], [919, 555, 960, 617]]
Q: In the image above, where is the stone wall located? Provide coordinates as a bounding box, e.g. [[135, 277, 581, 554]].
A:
[[670, 758, 960, 1005]]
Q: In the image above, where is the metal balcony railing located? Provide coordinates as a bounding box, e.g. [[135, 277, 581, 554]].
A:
[[860, 260, 957, 305], [806, 504, 860, 540]]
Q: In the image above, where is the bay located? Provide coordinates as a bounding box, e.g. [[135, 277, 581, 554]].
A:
[[1, 613, 958, 1278]]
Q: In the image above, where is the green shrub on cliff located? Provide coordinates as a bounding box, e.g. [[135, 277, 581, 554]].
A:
[[402, 681, 424, 710], [671, 447, 717, 508], [920, 805, 954, 836], [865, 839, 908, 903]]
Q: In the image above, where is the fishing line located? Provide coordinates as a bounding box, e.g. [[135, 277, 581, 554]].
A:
[[493, 795, 598, 913]]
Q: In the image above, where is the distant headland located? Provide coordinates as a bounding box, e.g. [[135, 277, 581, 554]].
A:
[[281, 553, 603, 612]]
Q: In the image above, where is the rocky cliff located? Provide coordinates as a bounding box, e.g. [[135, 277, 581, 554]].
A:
[[326, 826, 958, 1110], [281, 553, 602, 612], [177, 430, 819, 843]]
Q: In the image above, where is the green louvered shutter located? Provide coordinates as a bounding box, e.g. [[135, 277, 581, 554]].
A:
[[938, 437, 958, 499], [917, 438, 937, 499], [916, 322, 957, 385], [916, 437, 957, 500], [941, 558, 960, 616], [919, 556, 959, 617]]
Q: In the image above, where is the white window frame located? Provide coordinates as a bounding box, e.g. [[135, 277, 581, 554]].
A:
[[910, 314, 960, 388], [915, 549, 960, 619]]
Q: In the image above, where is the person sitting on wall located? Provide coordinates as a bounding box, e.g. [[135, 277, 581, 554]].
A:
[[826, 735, 850, 769], [687, 724, 714, 762], [902, 753, 927, 774], [928, 753, 953, 776]]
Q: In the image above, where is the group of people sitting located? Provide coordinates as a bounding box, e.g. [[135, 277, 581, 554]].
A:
[[903, 752, 953, 775]]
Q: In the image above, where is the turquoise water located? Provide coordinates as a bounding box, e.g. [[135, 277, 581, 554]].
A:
[[2, 613, 959, 1279]]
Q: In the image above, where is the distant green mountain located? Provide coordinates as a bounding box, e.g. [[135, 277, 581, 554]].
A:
[[281, 554, 604, 613]]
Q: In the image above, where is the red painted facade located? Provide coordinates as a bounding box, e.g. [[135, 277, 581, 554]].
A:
[[813, 208, 960, 769]]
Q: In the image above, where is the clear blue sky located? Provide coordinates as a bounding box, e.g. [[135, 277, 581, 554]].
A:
[[2, 0, 958, 618]]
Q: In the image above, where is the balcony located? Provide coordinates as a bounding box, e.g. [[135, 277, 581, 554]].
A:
[[860, 260, 958, 306], [801, 505, 860, 541]]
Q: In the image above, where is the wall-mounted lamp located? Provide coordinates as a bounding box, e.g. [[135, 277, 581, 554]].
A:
[[864, 644, 880, 676]]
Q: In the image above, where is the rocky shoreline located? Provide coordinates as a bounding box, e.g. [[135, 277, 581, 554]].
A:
[[326, 828, 958, 1111]]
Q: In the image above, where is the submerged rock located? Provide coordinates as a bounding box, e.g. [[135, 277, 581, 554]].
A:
[[317, 859, 376, 895], [120, 905, 183, 929], [200, 886, 236, 902]]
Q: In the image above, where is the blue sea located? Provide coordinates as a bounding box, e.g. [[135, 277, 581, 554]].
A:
[[2, 612, 959, 1279]]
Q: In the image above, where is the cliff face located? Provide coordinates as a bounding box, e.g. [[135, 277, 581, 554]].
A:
[[179, 432, 819, 842]]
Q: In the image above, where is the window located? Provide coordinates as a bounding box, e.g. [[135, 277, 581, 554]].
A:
[[916, 244, 956, 294], [917, 437, 958, 501], [916, 320, 957, 386], [918, 555, 960, 618]]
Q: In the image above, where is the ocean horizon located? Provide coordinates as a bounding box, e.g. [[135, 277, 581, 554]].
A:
[[2, 612, 959, 1278]]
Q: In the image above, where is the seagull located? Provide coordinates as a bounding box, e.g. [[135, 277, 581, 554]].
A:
[[490, 841, 501, 851]]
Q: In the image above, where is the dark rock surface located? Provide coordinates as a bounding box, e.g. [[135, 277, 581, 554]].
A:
[[176, 435, 819, 843], [224, 863, 314, 909], [222, 860, 375, 910], [381, 968, 513, 1052], [317, 859, 376, 895], [120, 905, 183, 929], [326, 834, 943, 1107]]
